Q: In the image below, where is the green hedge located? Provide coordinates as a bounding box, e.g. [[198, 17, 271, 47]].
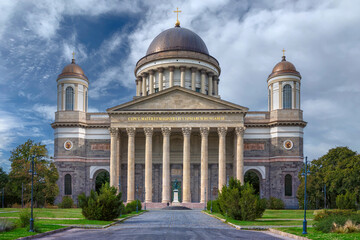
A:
[[124, 200, 142, 214], [58, 196, 74, 208], [207, 200, 221, 213], [267, 197, 285, 209]]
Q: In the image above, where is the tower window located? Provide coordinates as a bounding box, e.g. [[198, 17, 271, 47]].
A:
[[64, 174, 72, 195], [283, 84, 292, 109], [285, 174, 292, 196], [65, 86, 74, 110]]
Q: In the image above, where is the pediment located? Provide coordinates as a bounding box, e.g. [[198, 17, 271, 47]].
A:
[[107, 87, 248, 112]]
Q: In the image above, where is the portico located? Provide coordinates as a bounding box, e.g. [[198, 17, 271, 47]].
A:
[[107, 87, 247, 203]]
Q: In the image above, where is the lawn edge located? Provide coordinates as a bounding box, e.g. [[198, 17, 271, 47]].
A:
[[15, 211, 147, 239], [269, 228, 311, 240]]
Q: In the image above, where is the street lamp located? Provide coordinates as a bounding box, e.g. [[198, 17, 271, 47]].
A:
[[135, 185, 138, 213], [323, 184, 327, 209], [204, 187, 207, 210], [210, 187, 213, 213], [118, 176, 121, 217], [1, 188, 4, 208], [29, 156, 37, 232], [302, 156, 310, 235]]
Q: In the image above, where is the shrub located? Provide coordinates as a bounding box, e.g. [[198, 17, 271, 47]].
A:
[[313, 209, 355, 221], [217, 178, 266, 221], [0, 219, 16, 232], [58, 196, 74, 208], [267, 197, 285, 209], [314, 214, 360, 233], [78, 183, 123, 221], [336, 191, 357, 210], [125, 200, 142, 214], [333, 220, 360, 233], [207, 200, 221, 213], [18, 208, 31, 227]]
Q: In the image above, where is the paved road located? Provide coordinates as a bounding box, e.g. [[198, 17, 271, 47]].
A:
[[38, 210, 293, 240]]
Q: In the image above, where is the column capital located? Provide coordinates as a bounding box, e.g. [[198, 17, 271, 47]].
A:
[[217, 127, 227, 137], [235, 127, 246, 136], [191, 67, 198, 72], [144, 127, 153, 137], [169, 66, 175, 71], [161, 127, 171, 136], [148, 70, 154, 75], [157, 67, 164, 73], [200, 69, 207, 74], [126, 127, 136, 137], [213, 75, 219, 80], [182, 127, 192, 136], [200, 127, 210, 137], [207, 72, 214, 77], [180, 66, 186, 71], [141, 72, 148, 77], [109, 127, 118, 137]]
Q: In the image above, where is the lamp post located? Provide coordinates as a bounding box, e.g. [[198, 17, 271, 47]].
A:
[[324, 184, 326, 209], [210, 187, 213, 213], [118, 176, 121, 217], [22, 183, 24, 208], [302, 156, 310, 235], [136, 185, 138, 213], [1, 188, 4, 208], [29, 156, 37, 232], [204, 187, 207, 210]]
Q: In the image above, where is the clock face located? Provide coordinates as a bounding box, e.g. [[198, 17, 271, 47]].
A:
[[283, 140, 293, 150], [64, 140, 73, 151]]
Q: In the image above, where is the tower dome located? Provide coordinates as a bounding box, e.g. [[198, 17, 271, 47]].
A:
[[146, 26, 209, 56], [268, 56, 301, 80], [58, 59, 88, 82]]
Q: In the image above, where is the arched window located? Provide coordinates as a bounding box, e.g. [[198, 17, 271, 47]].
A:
[[283, 84, 292, 109], [64, 174, 72, 195], [65, 86, 74, 110], [285, 174, 292, 196], [85, 91, 88, 112]]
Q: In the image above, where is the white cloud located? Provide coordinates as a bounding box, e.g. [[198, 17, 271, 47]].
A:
[[31, 104, 57, 122]]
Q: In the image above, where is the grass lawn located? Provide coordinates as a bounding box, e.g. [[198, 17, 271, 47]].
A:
[[0, 209, 145, 240], [278, 227, 360, 240], [204, 210, 314, 226], [262, 209, 315, 219]]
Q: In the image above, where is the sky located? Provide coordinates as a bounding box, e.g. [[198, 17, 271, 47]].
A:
[[0, 0, 359, 172]]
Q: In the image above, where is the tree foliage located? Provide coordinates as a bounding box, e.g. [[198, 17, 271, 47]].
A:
[[297, 147, 360, 209], [5, 139, 59, 206], [0, 167, 8, 190]]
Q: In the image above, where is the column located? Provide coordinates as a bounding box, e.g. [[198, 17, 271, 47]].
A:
[[142, 73, 147, 96], [116, 129, 121, 192], [109, 127, 118, 188], [149, 70, 154, 94], [61, 83, 64, 110], [161, 127, 171, 203], [169, 66, 175, 87], [279, 82, 283, 109], [158, 68, 164, 91], [191, 67, 197, 91], [126, 127, 136, 202], [292, 81, 296, 109], [233, 133, 237, 178], [235, 127, 245, 184], [216, 78, 219, 95], [208, 73, 213, 96], [217, 127, 227, 191], [182, 127, 191, 203], [180, 66, 186, 87], [144, 128, 153, 203], [74, 84, 78, 110], [200, 127, 209, 203], [200, 69, 206, 94], [83, 86, 87, 112], [135, 79, 140, 96]]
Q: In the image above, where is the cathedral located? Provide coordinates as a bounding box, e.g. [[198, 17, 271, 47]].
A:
[[52, 18, 306, 209]]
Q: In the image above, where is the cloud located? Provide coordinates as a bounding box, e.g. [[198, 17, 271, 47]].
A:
[[31, 104, 57, 122]]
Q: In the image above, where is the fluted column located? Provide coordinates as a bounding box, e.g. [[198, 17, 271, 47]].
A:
[[135, 79, 140, 96], [61, 83, 64, 110], [201, 69, 206, 94], [191, 68, 197, 91], [110, 127, 118, 188], [149, 70, 154, 94], [233, 133, 237, 178], [180, 66, 186, 87], [213, 76, 217, 95], [235, 127, 245, 184], [200, 127, 209, 203], [279, 82, 283, 109], [116, 129, 121, 192], [161, 127, 171, 203], [142, 73, 147, 96], [126, 127, 136, 202], [74, 84, 78, 110], [218, 127, 227, 191], [292, 81, 296, 109], [144, 127, 153, 203], [169, 66, 175, 87], [182, 127, 191, 203], [138, 77, 143, 96], [158, 68, 164, 91], [208, 73, 213, 96]]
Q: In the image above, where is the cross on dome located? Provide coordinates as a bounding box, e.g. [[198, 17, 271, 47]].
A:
[[174, 7, 182, 27]]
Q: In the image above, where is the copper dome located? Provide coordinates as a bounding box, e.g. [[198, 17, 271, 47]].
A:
[[58, 59, 88, 81], [268, 56, 301, 79], [146, 26, 209, 56]]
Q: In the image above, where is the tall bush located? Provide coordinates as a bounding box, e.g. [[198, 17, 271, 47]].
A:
[[336, 191, 357, 210], [124, 200, 142, 214], [58, 196, 73, 208], [207, 200, 221, 213], [268, 197, 285, 209], [217, 178, 266, 220], [78, 183, 122, 220]]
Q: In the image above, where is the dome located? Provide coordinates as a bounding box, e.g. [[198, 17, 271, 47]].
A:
[[268, 56, 301, 79], [146, 26, 209, 56], [58, 59, 88, 81]]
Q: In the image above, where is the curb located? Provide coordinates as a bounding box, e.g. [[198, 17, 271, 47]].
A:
[[269, 228, 311, 240], [16, 211, 147, 239]]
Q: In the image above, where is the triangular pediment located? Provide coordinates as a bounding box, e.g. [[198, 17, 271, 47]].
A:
[[107, 87, 248, 112]]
